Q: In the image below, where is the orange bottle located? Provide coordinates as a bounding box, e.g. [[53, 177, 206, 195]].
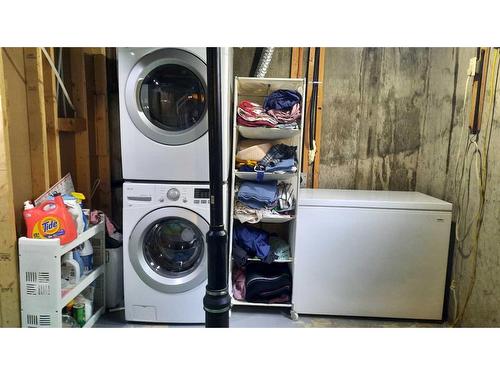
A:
[[23, 195, 78, 245]]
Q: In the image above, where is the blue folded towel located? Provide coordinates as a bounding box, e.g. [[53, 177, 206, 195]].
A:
[[238, 181, 278, 209]]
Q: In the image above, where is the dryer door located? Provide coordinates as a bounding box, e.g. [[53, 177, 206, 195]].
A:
[[129, 207, 208, 293], [125, 48, 207, 145]]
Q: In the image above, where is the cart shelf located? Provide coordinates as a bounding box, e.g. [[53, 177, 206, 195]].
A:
[[19, 220, 106, 328]]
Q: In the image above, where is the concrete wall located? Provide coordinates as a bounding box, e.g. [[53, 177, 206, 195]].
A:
[[233, 47, 500, 326]]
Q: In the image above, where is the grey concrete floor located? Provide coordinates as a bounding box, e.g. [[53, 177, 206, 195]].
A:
[[94, 307, 447, 328]]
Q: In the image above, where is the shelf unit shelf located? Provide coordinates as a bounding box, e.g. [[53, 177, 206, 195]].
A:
[[232, 300, 293, 308], [245, 257, 294, 263], [236, 125, 301, 140], [229, 76, 306, 319], [235, 170, 297, 181], [19, 221, 106, 328]]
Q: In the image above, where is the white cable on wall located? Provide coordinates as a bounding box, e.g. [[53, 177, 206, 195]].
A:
[[41, 47, 75, 112]]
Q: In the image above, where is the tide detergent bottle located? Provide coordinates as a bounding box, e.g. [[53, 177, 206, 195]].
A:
[[23, 194, 77, 245]]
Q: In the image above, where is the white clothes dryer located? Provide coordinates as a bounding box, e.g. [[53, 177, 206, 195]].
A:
[[118, 48, 233, 182], [123, 181, 228, 323]]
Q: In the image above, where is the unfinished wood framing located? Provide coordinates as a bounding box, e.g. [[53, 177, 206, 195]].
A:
[[290, 47, 305, 78], [70, 48, 91, 200], [93, 52, 112, 215], [42, 47, 62, 186], [0, 52, 21, 327], [469, 47, 490, 133], [300, 48, 325, 188], [1, 48, 33, 234], [24, 48, 50, 197]]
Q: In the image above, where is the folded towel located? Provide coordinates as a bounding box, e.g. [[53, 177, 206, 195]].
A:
[[238, 181, 278, 209]]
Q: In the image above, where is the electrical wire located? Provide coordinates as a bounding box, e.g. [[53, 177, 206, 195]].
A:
[[41, 47, 75, 112], [452, 48, 500, 326], [308, 48, 321, 165]]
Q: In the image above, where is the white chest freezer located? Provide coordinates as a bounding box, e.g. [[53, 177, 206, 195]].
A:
[[292, 189, 452, 320]]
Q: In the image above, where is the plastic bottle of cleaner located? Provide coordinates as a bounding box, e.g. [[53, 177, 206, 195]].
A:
[[72, 247, 85, 276], [71, 192, 88, 231], [61, 251, 81, 284], [78, 240, 94, 275], [23, 194, 77, 245]]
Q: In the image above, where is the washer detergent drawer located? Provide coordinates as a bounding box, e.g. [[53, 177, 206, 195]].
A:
[[292, 206, 451, 320]]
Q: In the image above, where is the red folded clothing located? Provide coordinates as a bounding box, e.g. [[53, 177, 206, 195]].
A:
[[237, 100, 278, 127]]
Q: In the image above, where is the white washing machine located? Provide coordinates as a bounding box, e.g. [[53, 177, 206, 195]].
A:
[[118, 47, 233, 182], [123, 181, 228, 323]]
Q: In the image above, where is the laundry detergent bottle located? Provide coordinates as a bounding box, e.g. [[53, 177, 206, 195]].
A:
[[23, 194, 78, 245]]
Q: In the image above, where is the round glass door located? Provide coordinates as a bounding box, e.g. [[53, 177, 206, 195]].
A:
[[128, 207, 208, 293], [139, 64, 206, 132], [143, 217, 204, 278], [125, 48, 208, 146]]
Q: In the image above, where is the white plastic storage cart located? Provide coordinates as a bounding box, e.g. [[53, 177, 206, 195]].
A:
[[293, 189, 452, 320], [229, 77, 306, 320], [19, 221, 106, 327]]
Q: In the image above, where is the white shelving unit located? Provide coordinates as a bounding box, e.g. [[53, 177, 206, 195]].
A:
[[229, 76, 305, 320], [18, 221, 106, 328]]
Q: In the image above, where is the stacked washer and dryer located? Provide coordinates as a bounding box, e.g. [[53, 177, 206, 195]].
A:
[[118, 48, 232, 323]]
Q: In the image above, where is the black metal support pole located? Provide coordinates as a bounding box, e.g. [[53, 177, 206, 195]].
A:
[[204, 47, 230, 328]]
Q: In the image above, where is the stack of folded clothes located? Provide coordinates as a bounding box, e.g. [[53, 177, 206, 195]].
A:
[[235, 139, 273, 172], [236, 89, 302, 129], [236, 141, 297, 174], [237, 181, 278, 209], [234, 181, 295, 223], [255, 143, 297, 174], [237, 101, 278, 128]]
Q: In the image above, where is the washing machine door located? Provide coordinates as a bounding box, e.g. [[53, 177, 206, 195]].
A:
[[125, 48, 207, 146], [129, 207, 208, 293]]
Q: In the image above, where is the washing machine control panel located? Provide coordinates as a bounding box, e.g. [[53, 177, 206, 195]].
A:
[[156, 185, 210, 205], [125, 183, 210, 207]]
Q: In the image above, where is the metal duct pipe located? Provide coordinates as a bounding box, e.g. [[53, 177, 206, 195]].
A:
[[203, 47, 230, 328], [255, 47, 275, 78]]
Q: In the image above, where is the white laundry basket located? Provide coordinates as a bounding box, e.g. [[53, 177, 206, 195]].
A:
[[105, 246, 124, 309]]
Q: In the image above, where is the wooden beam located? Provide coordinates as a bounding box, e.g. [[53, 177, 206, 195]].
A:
[[42, 47, 61, 185], [58, 117, 86, 132], [93, 52, 112, 215], [1, 48, 33, 235], [0, 51, 21, 327], [70, 48, 91, 199], [312, 48, 325, 188], [24, 48, 50, 198], [469, 47, 490, 133], [290, 47, 304, 78]]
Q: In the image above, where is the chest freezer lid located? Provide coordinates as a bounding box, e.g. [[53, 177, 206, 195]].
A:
[[298, 189, 452, 211]]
